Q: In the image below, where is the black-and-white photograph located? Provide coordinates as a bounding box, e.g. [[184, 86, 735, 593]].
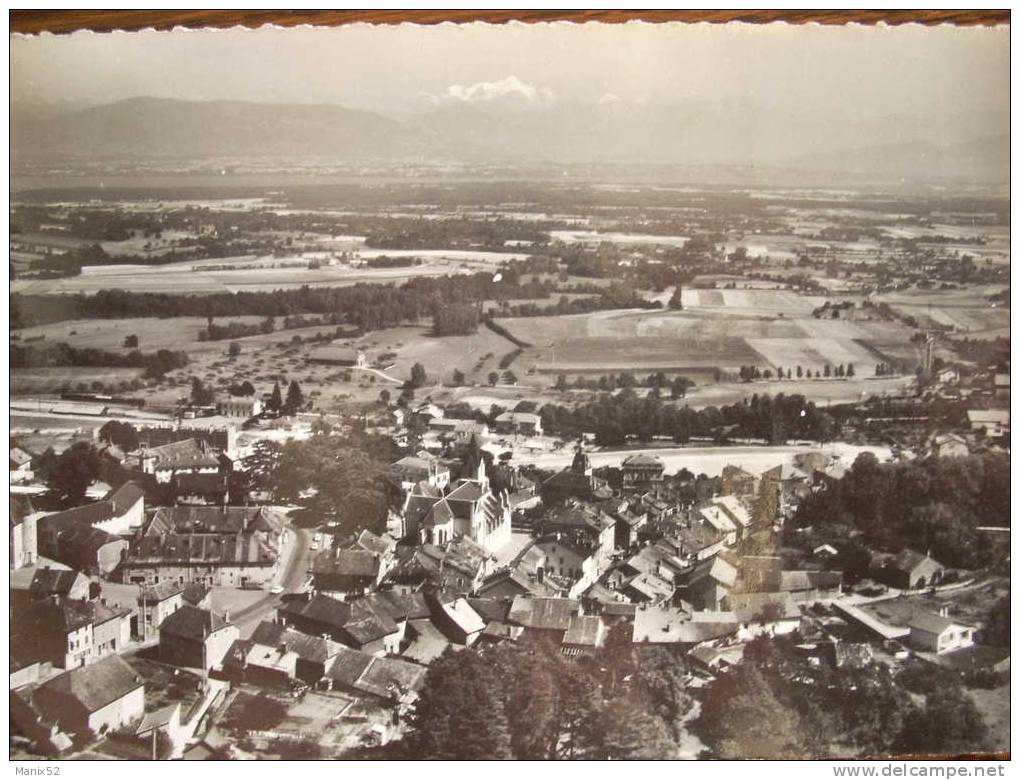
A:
[[8, 12, 1010, 763]]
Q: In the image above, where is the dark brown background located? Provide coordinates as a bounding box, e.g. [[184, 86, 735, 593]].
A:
[[8, 9, 1010, 34]]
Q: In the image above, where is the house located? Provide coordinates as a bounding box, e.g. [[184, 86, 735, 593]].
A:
[[431, 596, 486, 646], [876, 549, 945, 590], [10, 447, 34, 481], [308, 346, 368, 367], [686, 555, 739, 611], [122, 505, 286, 588], [494, 411, 543, 437], [276, 593, 401, 656], [507, 596, 581, 642], [217, 396, 263, 419], [967, 409, 1010, 438], [170, 472, 229, 505], [182, 582, 212, 609], [11, 595, 132, 670], [223, 621, 345, 686], [561, 614, 607, 656], [137, 581, 186, 640], [620, 454, 665, 489], [136, 439, 226, 484], [158, 605, 239, 670], [29, 567, 91, 601], [929, 433, 970, 459], [720, 465, 758, 498], [427, 418, 489, 441], [689, 643, 747, 675], [777, 570, 843, 601], [631, 606, 739, 645], [672, 524, 728, 563], [728, 592, 802, 636], [611, 506, 649, 550], [541, 447, 612, 504], [400, 462, 511, 552], [992, 372, 1010, 400], [324, 650, 426, 706], [696, 504, 739, 546], [388, 453, 451, 493], [31, 655, 145, 736], [907, 611, 975, 654], [311, 549, 383, 597], [36, 481, 145, 546], [10, 495, 39, 569], [759, 463, 810, 508], [45, 524, 129, 577]]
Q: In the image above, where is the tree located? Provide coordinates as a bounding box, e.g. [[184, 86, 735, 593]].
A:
[[667, 284, 684, 310], [452, 369, 466, 386], [796, 365, 803, 379], [228, 341, 242, 358], [98, 420, 139, 452], [409, 362, 427, 388], [502, 370, 518, 385], [190, 377, 214, 406], [379, 389, 391, 406], [696, 665, 811, 759], [555, 374, 568, 391], [488, 371, 499, 387], [123, 334, 139, 348], [284, 380, 304, 413], [823, 364, 832, 378], [42, 441, 102, 501], [847, 363, 855, 378], [268, 382, 283, 412], [895, 688, 988, 756], [984, 595, 1010, 647]]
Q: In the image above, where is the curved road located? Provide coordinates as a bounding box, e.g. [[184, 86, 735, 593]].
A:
[[229, 523, 313, 634]]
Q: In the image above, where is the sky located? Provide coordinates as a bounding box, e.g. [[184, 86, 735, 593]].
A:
[[10, 21, 1010, 121]]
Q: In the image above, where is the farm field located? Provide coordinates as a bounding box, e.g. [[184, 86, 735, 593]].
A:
[[12, 316, 266, 352], [680, 287, 828, 313], [495, 308, 915, 378], [9, 366, 146, 395], [10, 253, 512, 296]]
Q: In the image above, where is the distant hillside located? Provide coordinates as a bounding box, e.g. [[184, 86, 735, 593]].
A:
[[11, 97, 408, 159], [788, 135, 1010, 185], [10, 96, 1009, 185]]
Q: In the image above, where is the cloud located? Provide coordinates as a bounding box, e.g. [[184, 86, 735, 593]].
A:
[[598, 92, 622, 105], [435, 75, 554, 105]]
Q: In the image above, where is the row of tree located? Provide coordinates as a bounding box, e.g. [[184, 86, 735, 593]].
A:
[[10, 342, 189, 379], [539, 391, 837, 446]]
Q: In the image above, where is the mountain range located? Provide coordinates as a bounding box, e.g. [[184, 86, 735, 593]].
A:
[[11, 96, 1009, 184]]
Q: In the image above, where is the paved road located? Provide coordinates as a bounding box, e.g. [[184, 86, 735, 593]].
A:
[[499, 442, 892, 478], [229, 523, 313, 633]]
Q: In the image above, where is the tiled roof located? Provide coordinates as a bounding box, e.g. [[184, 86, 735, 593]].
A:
[[562, 615, 604, 647], [908, 611, 969, 635], [29, 569, 87, 597], [355, 656, 427, 699], [106, 481, 145, 515], [279, 594, 353, 630], [508, 596, 580, 631], [325, 645, 376, 687], [159, 605, 231, 641], [36, 655, 143, 713]]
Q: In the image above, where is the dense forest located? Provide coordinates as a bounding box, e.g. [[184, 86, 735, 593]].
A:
[[791, 451, 1010, 571]]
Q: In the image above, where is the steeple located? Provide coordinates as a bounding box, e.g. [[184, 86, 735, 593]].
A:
[[570, 439, 591, 476]]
